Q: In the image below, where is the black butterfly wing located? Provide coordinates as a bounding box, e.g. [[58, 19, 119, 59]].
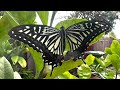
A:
[[8, 24, 58, 52], [11, 24, 65, 56], [8, 24, 64, 75], [65, 20, 112, 59]]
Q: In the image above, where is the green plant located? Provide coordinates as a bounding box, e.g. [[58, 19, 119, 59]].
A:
[[68, 39, 120, 79], [0, 11, 112, 79], [0, 56, 22, 79], [0, 11, 48, 79]]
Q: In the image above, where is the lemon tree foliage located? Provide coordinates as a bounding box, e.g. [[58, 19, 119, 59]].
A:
[[0, 57, 14, 79], [0, 11, 48, 79], [0, 11, 114, 79]]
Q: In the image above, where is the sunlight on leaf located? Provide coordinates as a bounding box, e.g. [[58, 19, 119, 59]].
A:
[[14, 71, 22, 79], [45, 59, 83, 79], [110, 40, 120, 56], [104, 47, 112, 55], [37, 11, 49, 25], [0, 12, 18, 39], [28, 46, 44, 78], [109, 54, 120, 72], [8, 11, 36, 24], [77, 64, 91, 79], [0, 56, 14, 79], [18, 57, 27, 68], [11, 56, 19, 65], [104, 55, 112, 67], [58, 71, 78, 79], [95, 58, 105, 68], [0, 11, 36, 40], [85, 54, 95, 66]]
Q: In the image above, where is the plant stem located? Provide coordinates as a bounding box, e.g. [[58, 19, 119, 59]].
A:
[[115, 71, 117, 79], [90, 66, 105, 79], [50, 11, 57, 26]]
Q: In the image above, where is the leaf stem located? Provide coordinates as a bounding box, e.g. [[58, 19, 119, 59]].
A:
[[90, 66, 105, 79], [115, 71, 117, 79]]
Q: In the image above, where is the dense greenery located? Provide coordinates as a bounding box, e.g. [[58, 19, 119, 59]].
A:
[[0, 11, 119, 79]]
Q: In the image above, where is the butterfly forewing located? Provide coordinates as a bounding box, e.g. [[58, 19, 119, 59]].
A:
[[9, 25, 58, 51], [8, 24, 66, 55], [65, 20, 112, 54]]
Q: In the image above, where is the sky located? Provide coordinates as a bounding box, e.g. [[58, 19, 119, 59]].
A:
[[112, 19, 120, 39], [49, 11, 72, 27], [36, 11, 72, 26], [36, 11, 120, 39]]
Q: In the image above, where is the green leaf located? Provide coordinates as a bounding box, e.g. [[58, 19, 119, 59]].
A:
[[8, 11, 36, 24], [109, 54, 120, 72], [11, 56, 19, 65], [0, 56, 14, 79], [14, 71, 22, 79], [58, 71, 78, 79], [55, 18, 87, 29], [95, 58, 105, 68], [90, 32, 105, 45], [104, 47, 112, 55], [18, 57, 27, 68], [28, 46, 44, 78], [0, 40, 12, 57], [0, 12, 18, 39], [104, 55, 112, 67], [110, 40, 120, 56], [45, 59, 83, 79], [0, 11, 36, 40], [101, 69, 115, 79], [11, 56, 27, 68], [37, 11, 49, 25], [85, 54, 95, 66], [77, 64, 91, 79]]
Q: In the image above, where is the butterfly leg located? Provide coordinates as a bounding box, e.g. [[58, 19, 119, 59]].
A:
[[50, 64, 57, 76]]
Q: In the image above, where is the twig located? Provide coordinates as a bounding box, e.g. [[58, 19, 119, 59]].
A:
[[115, 71, 117, 79]]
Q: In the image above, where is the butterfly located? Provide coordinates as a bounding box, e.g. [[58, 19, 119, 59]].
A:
[[8, 19, 112, 75]]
